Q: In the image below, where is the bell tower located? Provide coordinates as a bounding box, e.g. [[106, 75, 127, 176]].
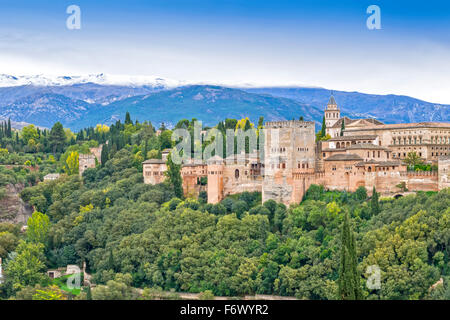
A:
[[324, 94, 340, 130]]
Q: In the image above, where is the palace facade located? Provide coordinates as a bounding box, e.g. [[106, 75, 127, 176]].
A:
[[143, 96, 450, 205]]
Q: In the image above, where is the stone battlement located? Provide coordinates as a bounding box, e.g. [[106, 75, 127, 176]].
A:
[[400, 171, 438, 177], [265, 120, 315, 129]]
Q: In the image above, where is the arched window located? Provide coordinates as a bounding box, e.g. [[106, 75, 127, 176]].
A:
[[235, 169, 239, 179]]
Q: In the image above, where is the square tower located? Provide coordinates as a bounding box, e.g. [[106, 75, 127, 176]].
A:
[[263, 120, 316, 205]]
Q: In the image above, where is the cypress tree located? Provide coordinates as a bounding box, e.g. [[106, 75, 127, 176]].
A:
[[86, 286, 92, 300], [338, 211, 362, 300], [125, 111, 132, 125], [7, 118, 12, 138], [340, 119, 345, 136], [371, 186, 380, 216], [143, 139, 148, 160], [258, 116, 264, 128], [165, 151, 184, 198], [107, 249, 115, 271], [100, 144, 108, 167], [320, 116, 326, 138]]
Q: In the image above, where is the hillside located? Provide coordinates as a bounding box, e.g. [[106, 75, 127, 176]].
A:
[[0, 79, 448, 131], [82, 85, 323, 129], [244, 87, 450, 124]]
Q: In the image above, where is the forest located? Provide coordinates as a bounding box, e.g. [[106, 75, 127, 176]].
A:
[[0, 115, 449, 300]]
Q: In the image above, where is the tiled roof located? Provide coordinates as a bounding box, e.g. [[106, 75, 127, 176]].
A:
[[328, 95, 337, 105], [142, 159, 165, 164], [330, 117, 384, 128], [347, 143, 389, 150], [324, 153, 363, 161], [323, 143, 388, 151], [329, 135, 378, 141], [345, 122, 450, 131], [355, 160, 402, 167]]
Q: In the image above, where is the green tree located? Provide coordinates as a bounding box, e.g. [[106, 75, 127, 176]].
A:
[[159, 130, 173, 150], [165, 151, 183, 198], [5, 240, 47, 290], [100, 144, 108, 167], [355, 186, 367, 201], [125, 111, 132, 125], [27, 211, 50, 244], [7, 118, 12, 138], [21, 125, 39, 144], [199, 290, 215, 300], [0, 231, 18, 259], [33, 285, 66, 300], [107, 248, 115, 272], [49, 122, 66, 153], [370, 186, 380, 216], [320, 116, 326, 138], [64, 151, 79, 175], [86, 286, 93, 300], [404, 151, 423, 168], [340, 120, 345, 136], [338, 212, 362, 300], [91, 273, 137, 300]]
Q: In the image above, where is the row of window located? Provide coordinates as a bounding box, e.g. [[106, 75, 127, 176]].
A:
[[182, 170, 206, 175], [271, 147, 287, 153], [392, 137, 423, 145], [392, 136, 450, 145], [325, 112, 339, 118], [431, 152, 448, 157], [335, 141, 373, 148], [367, 151, 385, 158], [145, 171, 164, 176]]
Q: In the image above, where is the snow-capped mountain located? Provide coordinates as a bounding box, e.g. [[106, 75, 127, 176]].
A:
[[0, 73, 182, 88], [0, 73, 448, 131]]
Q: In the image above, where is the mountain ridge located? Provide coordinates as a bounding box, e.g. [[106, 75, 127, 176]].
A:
[[0, 77, 448, 131]]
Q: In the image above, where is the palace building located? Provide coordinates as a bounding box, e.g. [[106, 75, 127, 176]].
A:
[[143, 96, 450, 205]]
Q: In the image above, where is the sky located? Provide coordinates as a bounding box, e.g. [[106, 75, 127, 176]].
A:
[[0, 0, 450, 103]]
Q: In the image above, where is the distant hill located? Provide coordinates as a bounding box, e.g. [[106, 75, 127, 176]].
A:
[[0, 77, 448, 131], [80, 85, 323, 130], [244, 87, 450, 124]]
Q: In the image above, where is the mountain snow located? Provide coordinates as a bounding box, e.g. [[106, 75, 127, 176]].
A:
[[0, 73, 182, 88]]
